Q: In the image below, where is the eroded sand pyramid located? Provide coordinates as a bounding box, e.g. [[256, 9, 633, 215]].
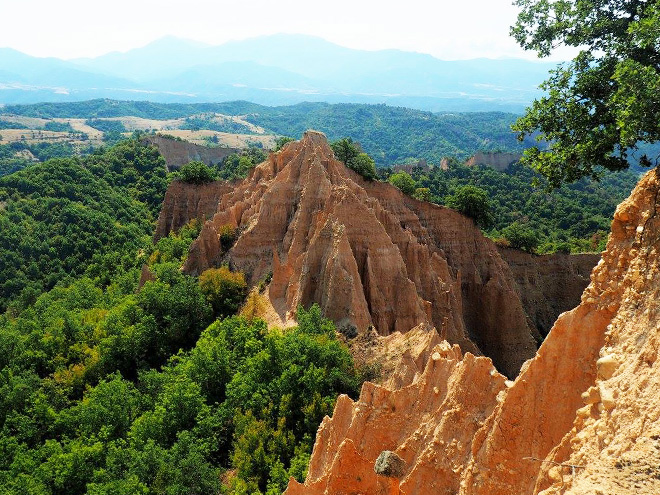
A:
[[170, 131, 542, 376], [285, 167, 660, 495]]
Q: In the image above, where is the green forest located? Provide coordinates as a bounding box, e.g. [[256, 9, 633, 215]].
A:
[[3, 100, 532, 166], [0, 140, 168, 313], [0, 139, 364, 495], [5, 100, 658, 171], [0, 130, 644, 495], [0, 141, 81, 178], [379, 162, 640, 253]]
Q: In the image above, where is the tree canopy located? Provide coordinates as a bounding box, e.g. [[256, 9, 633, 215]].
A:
[[177, 161, 217, 184], [0, 139, 169, 312], [0, 191, 365, 495], [388, 171, 417, 195], [445, 185, 492, 228], [512, 0, 660, 186], [330, 138, 377, 180], [386, 160, 637, 253]]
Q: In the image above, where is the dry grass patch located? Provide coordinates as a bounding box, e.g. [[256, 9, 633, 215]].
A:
[[158, 129, 276, 148]]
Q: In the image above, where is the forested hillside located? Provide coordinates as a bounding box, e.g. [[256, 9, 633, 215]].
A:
[[383, 162, 639, 253], [3, 100, 529, 166], [0, 139, 168, 312], [0, 141, 81, 177], [0, 139, 365, 495], [0, 230, 362, 495], [245, 103, 532, 164]]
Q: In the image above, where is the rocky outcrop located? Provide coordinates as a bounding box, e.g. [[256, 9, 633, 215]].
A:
[[465, 151, 522, 171], [390, 160, 430, 174], [143, 134, 239, 171], [181, 131, 538, 377], [530, 167, 660, 495], [347, 324, 444, 390], [137, 264, 156, 289], [498, 248, 599, 339], [154, 180, 232, 240], [284, 341, 507, 495], [285, 167, 660, 495]]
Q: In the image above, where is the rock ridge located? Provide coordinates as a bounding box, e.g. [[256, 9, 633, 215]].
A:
[[154, 180, 232, 240], [180, 130, 538, 377], [143, 134, 239, 171], [498, 248, 599, 339], [284, 167, 660, 495]]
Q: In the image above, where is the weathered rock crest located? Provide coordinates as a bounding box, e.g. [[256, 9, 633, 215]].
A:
[[284, 167, 660, 495], [176, 131, 540, 376]]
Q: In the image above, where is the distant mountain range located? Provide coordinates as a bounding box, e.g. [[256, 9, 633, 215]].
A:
[[0, 34, 560, 111]]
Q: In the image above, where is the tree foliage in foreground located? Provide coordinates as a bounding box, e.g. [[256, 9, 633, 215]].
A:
[[0, 219, 363, 494], [512, 0, 660, 186]]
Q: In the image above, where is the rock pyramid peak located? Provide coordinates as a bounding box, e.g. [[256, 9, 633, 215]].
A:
[[284, 167, 660, 495], [173, 132, 539, 377]]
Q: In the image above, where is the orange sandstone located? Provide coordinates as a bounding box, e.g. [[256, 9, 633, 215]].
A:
[[181, 131, 538, 377], [285, 168, 660, 495]]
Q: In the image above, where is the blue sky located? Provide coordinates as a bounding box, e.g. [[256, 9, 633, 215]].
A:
[[2, 0, 574, 61]]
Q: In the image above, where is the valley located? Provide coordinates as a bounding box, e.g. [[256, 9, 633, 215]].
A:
[[0, 125, 656, 494], [2, 0, 659, 493]]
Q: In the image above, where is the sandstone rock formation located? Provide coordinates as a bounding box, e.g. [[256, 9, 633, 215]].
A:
[[143, 134, 239, 171], [285, 167, 660, 495], [154, 180, 232, 241], [181, 131, 538, 377], [465, 151, 522, 171], [284, 341, 507, 495], [498, 248, 598, 339], [530, 167, 660, 495]]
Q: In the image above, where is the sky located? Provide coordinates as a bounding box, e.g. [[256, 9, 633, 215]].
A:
[[0, 0, 572, 61]]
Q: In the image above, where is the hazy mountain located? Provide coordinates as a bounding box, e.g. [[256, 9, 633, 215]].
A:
[[0, 34, 560, 111], [154, 61, 317, 93], [0, 48, 136, 88], [72, 36, 213, 81]]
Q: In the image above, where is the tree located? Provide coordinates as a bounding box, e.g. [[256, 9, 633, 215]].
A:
[[445, 185, 492, 227], [330, 137, 360, 165], [351, 153, 377, 181], [502, 222, 539, 252], [274, 136, 294, 151], [330, 138, 377, 180], [177, 161, 217, 184], [413, 187, 432, 202], [198, 266, 248, 319], [388, 171, 416, 195], [511, 0, 660, 187]]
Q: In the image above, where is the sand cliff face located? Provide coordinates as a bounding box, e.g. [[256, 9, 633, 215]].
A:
[[154, 180, 232, 241], [143, 135, 239, 171], [285, 168, 660, 495], [499, 249, 599, 339], [531, 167, 660, 494], [179, 131, 538, 377], [286, 342, 506, 495], [465, 151, 522, 171]]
